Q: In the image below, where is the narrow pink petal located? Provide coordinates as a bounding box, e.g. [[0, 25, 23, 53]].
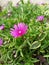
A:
[[13, 24, 17, 29]]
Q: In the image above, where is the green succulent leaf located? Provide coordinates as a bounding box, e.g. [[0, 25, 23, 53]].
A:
[[30, 41, 41, 49], [44, 55, 49, 57]]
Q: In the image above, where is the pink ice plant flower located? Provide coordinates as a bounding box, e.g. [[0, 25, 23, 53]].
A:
[[10, 23, 28, 38], [0, 24, 4, 30], [37, 16, 44, 21], [0, 38, 3, 46]]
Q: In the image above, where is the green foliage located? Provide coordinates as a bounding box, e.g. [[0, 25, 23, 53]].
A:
[[0, 0, 49, 65]]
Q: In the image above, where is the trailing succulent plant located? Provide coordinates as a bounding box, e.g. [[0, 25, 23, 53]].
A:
[[0, 0, 49, 65]]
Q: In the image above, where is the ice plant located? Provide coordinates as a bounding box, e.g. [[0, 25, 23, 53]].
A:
[[10, 23, 28, 38], [37, 16, 44, 21], [0, 38, 3, 46], [0, 24, 4, 30]]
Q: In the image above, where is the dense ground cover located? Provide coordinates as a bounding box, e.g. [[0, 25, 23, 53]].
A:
[[0, 0, 49, 65]]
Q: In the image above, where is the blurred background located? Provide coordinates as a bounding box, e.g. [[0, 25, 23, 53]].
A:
[[0, 0, 49, 9]]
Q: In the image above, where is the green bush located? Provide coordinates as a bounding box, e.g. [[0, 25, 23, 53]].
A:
[[0, 1, 49, 65]]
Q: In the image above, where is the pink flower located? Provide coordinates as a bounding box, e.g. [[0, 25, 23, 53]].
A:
[[0, 24, 4, 30], [10, 23, 28, 38], [0, 38, 3, 46], [37, 16, 44, 21]]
